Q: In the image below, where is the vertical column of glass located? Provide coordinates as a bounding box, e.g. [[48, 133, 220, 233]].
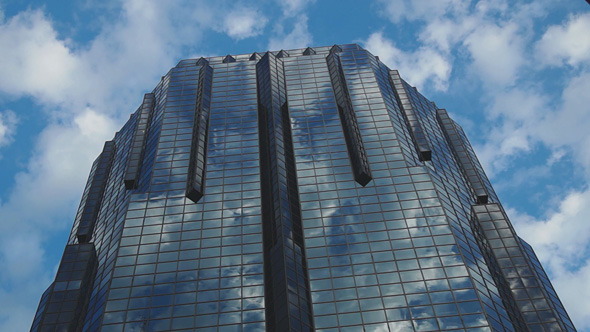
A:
[[31, 244, 97, 332], [369, 58, 420, 167], [256, 52, 315, 331], [519, 240, 576, 331], [453, 124, 499, 203], [394, 71, 517, 331], [42, 103, 140, 332], [125, 93, 155, 190], [102, 58, 266, 331], [186, 59, 213, 203], [290, 50, 423, 331], [202, 58, 265, 330], [76, 140, 116, 242], [101, 64, 202, 331], [79, 96, 156, 331], [394, 92, 515, 330], [472, 204, 576, 331], [436, 109, 489, 204], [191, 59, 266, 330], [388, 70, 431, 162], [326, 46, 372, 186]]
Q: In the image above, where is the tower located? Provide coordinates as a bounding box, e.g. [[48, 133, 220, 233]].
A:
[[31, 44, 576, 331]]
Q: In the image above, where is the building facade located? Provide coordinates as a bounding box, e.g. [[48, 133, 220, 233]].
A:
[[31, 44, 575, 332]]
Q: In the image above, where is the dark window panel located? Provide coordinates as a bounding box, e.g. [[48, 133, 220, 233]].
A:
[[76, 141, 116, 243]]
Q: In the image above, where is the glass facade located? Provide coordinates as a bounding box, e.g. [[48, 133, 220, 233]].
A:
[[31, 44, 576, 332]]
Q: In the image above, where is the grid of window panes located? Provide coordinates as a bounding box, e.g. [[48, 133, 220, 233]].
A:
[[68, 69, 168, 331], [399, 74, 518, 330], [31, 244, 97, 331], [100, 60, 265, 331], [256, 52, 314, 331], [62, 103, 141, 331], [519, 239, 575, 331], [369, 48, 509, 330], [400, 82, 475, 200], [472, 204, 575, 331], [32, 44, 576, 332], [454, 123, 498, 204], [371, 60, 420, 168], [427, 170, 517, 331], [69, 157, 100, 243], [30, 283, 53, 331], [285, 47, 492, 330], [87, 70, 172, 331]]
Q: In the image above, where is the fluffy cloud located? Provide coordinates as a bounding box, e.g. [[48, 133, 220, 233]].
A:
[[537, 71, 590, 150], [0, 109, 116, 330], [376, 0, 467, 23], [0, 232, 51, 332], [221, 7, 267, 40], [536, 12, 590, 67], [0, 2, 209, 116], [364, 32, 451, 91], [463, 22, 525, 86], [0, 110, 18, 148], [367, 1, 532, 90], [0, 10, 79, 104], [476, 88, 546, 174], [268, 14, 312, 50], [268, 0, 314, 51], [0, 110, 115, 238], [478, 70, 590, 177], [279, 0, 315, 16]]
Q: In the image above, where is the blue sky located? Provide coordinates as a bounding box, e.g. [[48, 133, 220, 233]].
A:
[[0, 0, 589, 330]]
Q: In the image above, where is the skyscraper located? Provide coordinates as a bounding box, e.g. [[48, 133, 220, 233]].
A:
[[30, 44, 575, 331]]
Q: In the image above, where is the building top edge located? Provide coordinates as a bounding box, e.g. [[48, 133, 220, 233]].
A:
[[175, 43, 365, 67]]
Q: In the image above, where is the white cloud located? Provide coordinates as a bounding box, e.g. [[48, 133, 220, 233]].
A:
[[0, 109, 116, 276], [0, 245, 57, 325], [463, 22, 525, 86], [419, 17, 474, 53], [0, 110, 18, 148], [477, 70, 590, 176], [536, 12, 590, 67], [367, 2, 530, 90], [0, 10, 79, 104], [377, 0, 544, 92], [221, 7, 267, 40], [0, 2, 209, 116], [268, 14, 312, 51], [267, 0, 314, 52], [475, 88, 546, 174], [279, 0, 315, 17], [376, 0, 467, 23], [537, 71, 590, 149], [0, 109, 116, 331], [364, 32, 451, 91]]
